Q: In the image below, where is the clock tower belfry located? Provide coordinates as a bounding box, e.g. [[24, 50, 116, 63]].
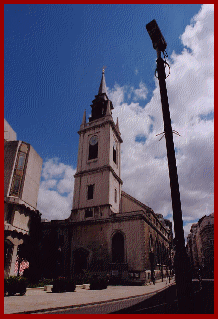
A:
[[70, 70, 123, 221]]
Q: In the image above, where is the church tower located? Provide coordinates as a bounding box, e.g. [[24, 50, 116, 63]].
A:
[[70, 69, 123, 221]]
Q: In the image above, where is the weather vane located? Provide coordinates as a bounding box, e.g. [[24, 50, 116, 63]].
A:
[[102, 66, 107, 74]]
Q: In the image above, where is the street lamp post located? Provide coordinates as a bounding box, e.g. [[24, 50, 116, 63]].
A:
[[146, 20, 193, 313]]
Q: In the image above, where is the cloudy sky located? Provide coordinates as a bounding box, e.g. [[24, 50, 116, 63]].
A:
[[4, 4, 214, 240]]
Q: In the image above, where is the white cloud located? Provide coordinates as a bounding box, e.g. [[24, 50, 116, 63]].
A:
[[41, 158, 68, 180], [181, 4, 214, 61], [40, 179, 57, 190], [133, 81, 148, 101], [37, 158, 76, 220], [108, 83, 125, 106], [37, 189, 72, 221], [108, 81, 148, 104], [57, 166, 76, 194], [183, 222, 195, 239]]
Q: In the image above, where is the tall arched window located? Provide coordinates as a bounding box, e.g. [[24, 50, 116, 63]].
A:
[[10, 149, 27, 196], [114, 188, 117, 203], [88, 135, 98, 160], [157, 241, 161, 265], [113, 142, 117, 164], [149, 235, 153, 251], [112, 232, 124, 263], [161, 243, 165, 265]]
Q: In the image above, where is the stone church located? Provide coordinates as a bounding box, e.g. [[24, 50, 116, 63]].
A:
[[41, 70, 173, 284]]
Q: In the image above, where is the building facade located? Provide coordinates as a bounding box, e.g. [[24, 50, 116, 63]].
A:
[[40, 71, 173, 284], [186, 213, 214, 278], [4, 120, 43, 278]]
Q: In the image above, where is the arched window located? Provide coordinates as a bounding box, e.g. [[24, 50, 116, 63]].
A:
[[114, 188, 117, 203], [113, 142, 117, 164], [154, 240, 158, 265], [161, 243, 165, 265], [157, 241, 161, 265], [149, 235, 153, 251], [88, 135, 98, 160], [112, 232, 124, 263]]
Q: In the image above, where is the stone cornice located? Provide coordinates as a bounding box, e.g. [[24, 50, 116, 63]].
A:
[[74, 165, 123, 185], [48, 210, 171, 243], [78, 116, 123, 143], [70, 203, 111, 212]]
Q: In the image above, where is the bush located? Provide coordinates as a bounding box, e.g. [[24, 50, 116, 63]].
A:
[[74, 270, 90, 285], [52, 277, 66, 293], [4, 276, 27, 296], [39, 278, 54, 287], [89, 274, 108, 290], [109, 276, 122, 285], [65, 279, 76, 292], [22, 268, 40, 285], [52, 277, 76, 293]]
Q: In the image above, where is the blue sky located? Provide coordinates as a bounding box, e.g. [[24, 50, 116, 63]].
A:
[[4, 4, 214, 239]]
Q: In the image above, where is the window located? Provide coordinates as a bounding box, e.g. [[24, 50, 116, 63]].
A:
[[112, 232, 124, 263], [149, 235, 153, 251], [128, 272, 140, 279], [10, 175, 22, 196], [88, 135, 98, 160], [87, 184, 94, 200], [115, 189, 117, 203], [85, 208, 93, 218], [113, 142, 117, 164], [17, 152, 26, 170]]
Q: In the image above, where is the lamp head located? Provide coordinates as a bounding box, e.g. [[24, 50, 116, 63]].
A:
[[146, 19, 167, 52]]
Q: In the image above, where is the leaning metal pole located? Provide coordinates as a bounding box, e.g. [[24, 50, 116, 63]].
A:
[[155, 49, 193, 313], [145, 19, 193, 313]]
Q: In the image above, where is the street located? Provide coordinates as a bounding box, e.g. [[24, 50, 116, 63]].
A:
[[111, 279, 214, 314], [31, 292, 158, 314]]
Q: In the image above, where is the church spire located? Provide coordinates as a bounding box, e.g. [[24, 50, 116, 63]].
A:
[[89, 69, 114, 122], [98, 67, 107, 95]]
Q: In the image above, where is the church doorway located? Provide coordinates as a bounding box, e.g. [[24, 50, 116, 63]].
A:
[[73, 248, 89, 274], [112, 232, 125, 263]]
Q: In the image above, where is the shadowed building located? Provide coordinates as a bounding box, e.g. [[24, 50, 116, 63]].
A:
[[186, 213, 214, 278], [41, 71, 173, 284], [4, 120, 42, 278]]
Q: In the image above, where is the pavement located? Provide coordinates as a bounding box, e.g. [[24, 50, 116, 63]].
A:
[[4, 278, 175, 314]]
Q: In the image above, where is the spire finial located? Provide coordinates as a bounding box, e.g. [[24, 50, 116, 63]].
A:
[[102, 66, 106, 74], [98, 67, 107, 95]]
